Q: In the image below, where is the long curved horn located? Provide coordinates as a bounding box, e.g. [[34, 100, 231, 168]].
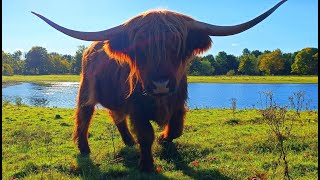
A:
[[31, 11, 123, 41], [188, 0, 287, 36]]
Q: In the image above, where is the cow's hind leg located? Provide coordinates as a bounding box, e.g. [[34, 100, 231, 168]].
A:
[[159, 108, 186, 143], [109, 110, 135, 146], [73, 78, 96, 154]]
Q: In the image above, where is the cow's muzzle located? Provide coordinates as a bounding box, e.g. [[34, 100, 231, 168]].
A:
[[152, 79, 169, 94], [143, 78, 175, 96]]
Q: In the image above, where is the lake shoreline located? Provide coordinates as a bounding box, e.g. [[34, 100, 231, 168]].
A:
[[2, 75, 318, 85], [3, 82, 318, 110]]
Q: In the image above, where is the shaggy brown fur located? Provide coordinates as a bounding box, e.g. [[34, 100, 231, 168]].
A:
[[73, 10, 212, 172]]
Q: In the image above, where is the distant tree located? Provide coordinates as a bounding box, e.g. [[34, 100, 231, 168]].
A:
[[263, 50, 271, 54], [188, 56, 202, 75], [2, 64, 14, 76], [3, 45, 317, 76], [12, 50, 22, 61], [291, 48, 318, 75], [238, 55, 258, 75], [2, 51, 13, 64], [62, 54, 73, 62], [49, 53, 71, 74], [242, 48, 251, 56], [258, 49, 285, 75], [71, 45, 86, 74], [2, 50, 25, 75], [280, 52, 296, 75], [226, 54, 239, 74], [251, 50, 262, 58], [203, 54, 215, 65], [214, 51, 228, 75], [199, 59, 214, 75], [25, 46, 50, 74], [14, 60, 25, 75]]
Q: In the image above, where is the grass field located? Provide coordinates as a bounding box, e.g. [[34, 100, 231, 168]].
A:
[[2, 104, 318, 179], [2, 75, 318, 85]]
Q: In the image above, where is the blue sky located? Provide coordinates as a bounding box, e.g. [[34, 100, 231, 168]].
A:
[[2, 0, 318, 57]]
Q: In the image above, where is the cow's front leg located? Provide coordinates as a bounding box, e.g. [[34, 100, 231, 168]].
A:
[[130, 115, 155, 172], [159, 108, 186, 143]]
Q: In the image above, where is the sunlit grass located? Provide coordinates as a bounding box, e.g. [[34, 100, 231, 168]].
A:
[[2, 104, 318, 179]]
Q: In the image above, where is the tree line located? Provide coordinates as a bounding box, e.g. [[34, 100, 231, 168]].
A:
[[2, 46, 318, 76]]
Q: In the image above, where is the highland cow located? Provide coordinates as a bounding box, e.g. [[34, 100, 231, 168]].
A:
[[32, 0, 286, 172]]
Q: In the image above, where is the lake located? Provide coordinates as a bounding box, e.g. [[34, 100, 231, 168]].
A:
[[2, 82, 318, 110]]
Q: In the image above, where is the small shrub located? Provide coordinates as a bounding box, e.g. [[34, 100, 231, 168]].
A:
[[226, 69, 236, 76], [54, 114, 62, 119], [259, 91, 294, 180], [288, 90, 305, 117], [230, 98, 237, 117], [2, 99, 10, 107], [14, 97, 23, 106]]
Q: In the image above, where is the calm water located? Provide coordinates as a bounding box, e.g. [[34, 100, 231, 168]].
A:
[[2, 82, 318, 110]]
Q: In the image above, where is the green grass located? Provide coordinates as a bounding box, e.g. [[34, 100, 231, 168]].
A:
[[2, 75, 318, 85], [2, 104, 318, 179], [2, 75, 80, 84]]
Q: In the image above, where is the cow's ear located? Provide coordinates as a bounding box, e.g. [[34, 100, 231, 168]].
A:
[[104, 32, 131, 63], [186, 29, 212, 57]]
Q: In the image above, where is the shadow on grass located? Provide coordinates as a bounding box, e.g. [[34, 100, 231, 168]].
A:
[[158, 142, 232, 180], [76, 154, 105, 179], [76, 147, 169, 179], [76, 142, 231, 179]]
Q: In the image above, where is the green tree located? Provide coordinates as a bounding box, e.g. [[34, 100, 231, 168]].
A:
[[25, 46, 50, 74], [2, 64, 14, 76], [214, 51, 228, 75], [12, 50, 22, 61], [258, 49, 285, 75], [199, 59, 214, 75], [2, 51, 13, 64], [242, 48, 251, 56], [62, 54, 73, 62], [251, 50, 262, 58], [238, 55, 258, 75], [291, 48, 318, 75], [12, 50, 25, 74], [263, 50, 271, 54], [188, 56, 202, 75], [2, 50, 25, 75], [203, 54, 215, 65], [280, 52, 297, 75], [71, 45, 86, 74], [49, 53, 71, 74], [226, 54, 239, 74]]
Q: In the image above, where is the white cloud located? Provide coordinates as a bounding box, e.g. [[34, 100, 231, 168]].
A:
[[231, 43, 239, 47]]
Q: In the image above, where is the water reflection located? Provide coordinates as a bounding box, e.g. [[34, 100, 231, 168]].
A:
[[30, 97, 49, 107], [2, 82, 318, 110]]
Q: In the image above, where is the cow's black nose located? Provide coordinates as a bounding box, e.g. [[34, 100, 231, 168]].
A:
[[152, 79, 169, 94]]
